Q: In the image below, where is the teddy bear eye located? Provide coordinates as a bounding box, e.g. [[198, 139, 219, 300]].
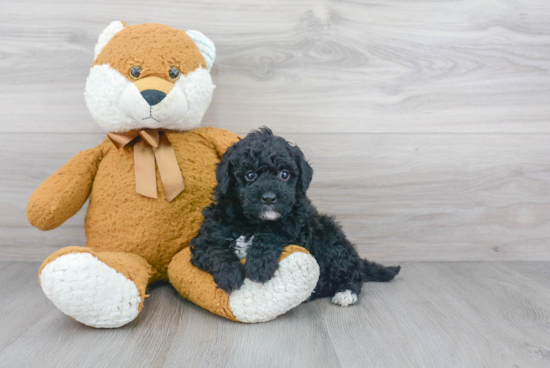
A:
[[129, 66, 141, 80], [278, 170, 290, 181], [169, 67, 180, 80], [245, 171, 257, 182]]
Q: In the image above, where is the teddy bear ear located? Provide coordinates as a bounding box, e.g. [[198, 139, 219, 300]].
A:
[[185, 30, 216, 69], [93, 21, 126, 61]]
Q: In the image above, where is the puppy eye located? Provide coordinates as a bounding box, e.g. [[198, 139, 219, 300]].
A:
[[278, 170, 290, 181], [245, 171, 257, 181], [129, 66, 141, 80], [169, 67, 180, 80]]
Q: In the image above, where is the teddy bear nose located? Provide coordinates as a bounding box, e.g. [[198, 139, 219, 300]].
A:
[[140, 89, 167, 106], [261, 192, 277, 205]]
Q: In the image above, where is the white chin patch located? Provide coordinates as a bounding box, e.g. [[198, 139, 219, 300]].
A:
[[85, 64, 214, 132], [332, 290, 358, 307], [259, 210, 281, 221]]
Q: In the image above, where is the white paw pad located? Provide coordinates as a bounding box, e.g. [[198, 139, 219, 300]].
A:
[[39, 253, 141, 328], [229, 252, 320, 323], [332, 290, 358, 307]]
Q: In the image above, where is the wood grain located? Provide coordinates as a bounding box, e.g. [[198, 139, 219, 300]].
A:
[[1, 261, 549, 367], [2, 132, 549, 262], [1, 0, 550, 133]]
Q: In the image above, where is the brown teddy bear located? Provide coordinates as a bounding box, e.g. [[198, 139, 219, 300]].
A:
[[27, 22, 319, 327]]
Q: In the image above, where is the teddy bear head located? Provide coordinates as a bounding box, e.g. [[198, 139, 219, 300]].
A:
[[85, 21, 216, 133]]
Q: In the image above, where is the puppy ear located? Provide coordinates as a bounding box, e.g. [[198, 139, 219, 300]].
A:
[[216, 146, 234, 195], [292, 145, 313, 193]]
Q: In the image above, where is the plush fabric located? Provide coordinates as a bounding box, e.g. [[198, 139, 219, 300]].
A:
[[85, 22, 215, 133], [228, 245, 320, 323], [94, 21, 126, 61], [30, 128, 238, 281], [94, 22, 207, 79], [39, 247, 152, 327]]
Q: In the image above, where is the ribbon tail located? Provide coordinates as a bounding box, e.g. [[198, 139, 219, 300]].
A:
[[154, 133, 185, 202], [134, 139, 158, 199]]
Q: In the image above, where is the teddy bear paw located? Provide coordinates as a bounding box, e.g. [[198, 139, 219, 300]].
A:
[[39, 253, 142, 328]]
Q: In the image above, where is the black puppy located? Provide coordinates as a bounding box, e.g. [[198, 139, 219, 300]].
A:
[[190, 128, 400, 306]]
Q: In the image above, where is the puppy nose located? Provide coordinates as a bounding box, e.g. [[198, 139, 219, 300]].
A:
[[140, 89, 166, 106], [261, 192, 277, 205]]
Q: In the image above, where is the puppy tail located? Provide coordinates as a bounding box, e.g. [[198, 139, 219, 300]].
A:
[[361, 259, 400, 282]]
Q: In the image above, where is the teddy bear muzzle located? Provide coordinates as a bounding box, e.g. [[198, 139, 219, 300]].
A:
[[119, 75, 188, 129]]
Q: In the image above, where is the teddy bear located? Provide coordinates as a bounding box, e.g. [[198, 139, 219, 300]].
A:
[[27, 21, 320, 328]]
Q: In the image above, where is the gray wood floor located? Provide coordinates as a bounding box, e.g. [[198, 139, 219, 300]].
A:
[[1, 261, 549, 368]]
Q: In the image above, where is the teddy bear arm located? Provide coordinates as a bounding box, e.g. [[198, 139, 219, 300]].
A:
[[27, 143, 106, 231]]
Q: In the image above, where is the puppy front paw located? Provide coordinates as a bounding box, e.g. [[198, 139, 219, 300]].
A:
[[245, 255, 279, 283], [212, 261, 245, 293]]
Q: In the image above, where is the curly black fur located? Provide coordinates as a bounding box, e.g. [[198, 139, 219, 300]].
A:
[[190, 127, 400, 302]]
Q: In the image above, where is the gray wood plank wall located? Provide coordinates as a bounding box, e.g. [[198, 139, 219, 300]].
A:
[[1, 0, 549, 261]]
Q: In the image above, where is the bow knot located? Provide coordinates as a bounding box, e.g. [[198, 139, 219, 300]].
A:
[[107, 129, 184, 202]]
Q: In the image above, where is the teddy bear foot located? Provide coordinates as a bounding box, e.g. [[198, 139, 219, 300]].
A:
[[169, 245, 319, 323], [40, 251, 147, 328], [229, 247, 320, 323]]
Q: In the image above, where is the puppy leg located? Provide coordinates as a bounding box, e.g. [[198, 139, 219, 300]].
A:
[[311, 255, 364, 307], [332, 290, 359, 307], [244, 233, 287, 283], [326, 268, 363, 308], [307, 214, 400, 306], [329, 259, 400, 307], [328, 259, 400, 307], [191, 238, 245, 293]]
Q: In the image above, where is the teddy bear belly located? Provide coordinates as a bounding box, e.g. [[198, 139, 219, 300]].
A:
[[83, 142, 220, 280], [84, 200, 205, 280]]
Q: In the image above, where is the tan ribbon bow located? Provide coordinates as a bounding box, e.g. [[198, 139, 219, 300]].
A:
[[107, 129, 184, 202]]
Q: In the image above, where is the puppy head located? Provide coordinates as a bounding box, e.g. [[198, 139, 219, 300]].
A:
[[216, 127, 313, 221], [85, 21, 216, 132]]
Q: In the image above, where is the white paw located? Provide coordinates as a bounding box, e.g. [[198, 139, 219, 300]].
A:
[[40, 253, 141, 328], [229, 252, 320, 323], [332, 290, 358, 307]]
